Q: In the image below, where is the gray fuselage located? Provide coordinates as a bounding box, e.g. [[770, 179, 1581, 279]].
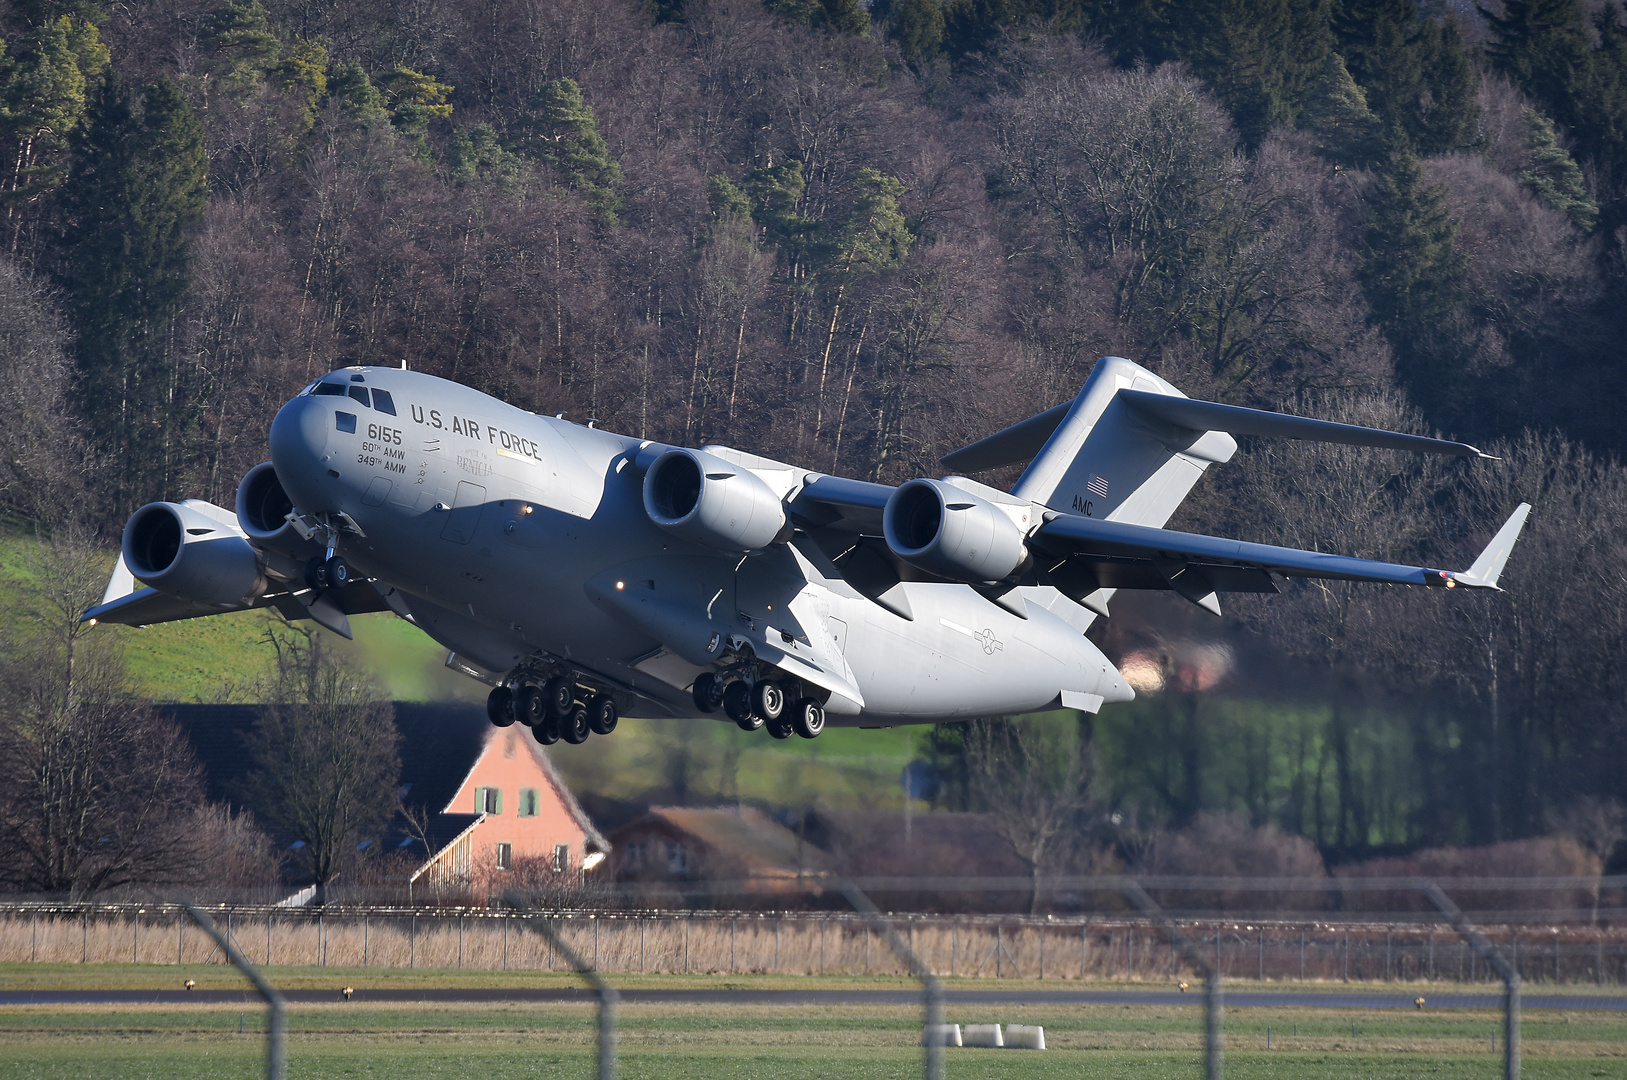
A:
[[268, 368, 1131, 726]]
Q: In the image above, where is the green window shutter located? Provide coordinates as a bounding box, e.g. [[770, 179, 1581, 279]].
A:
[[494, 788, 502, 815], [474, 787, 485, 813]]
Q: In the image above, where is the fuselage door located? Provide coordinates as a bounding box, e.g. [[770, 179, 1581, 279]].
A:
[[440, 480, 487, 544]]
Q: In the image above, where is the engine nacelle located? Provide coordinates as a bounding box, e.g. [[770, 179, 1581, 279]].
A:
[[122, 500, 263, 606], [883, 478, 1028, 583], [643, 448, 788, 552], [235, 461, 318, 559]]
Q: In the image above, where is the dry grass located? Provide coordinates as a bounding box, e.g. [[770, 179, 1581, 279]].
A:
[[4, 910, 1627, 988]]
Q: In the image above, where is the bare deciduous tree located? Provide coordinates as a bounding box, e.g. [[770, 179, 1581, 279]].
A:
[[965, 715, 1091, 914], [242, 627, 401, 905]]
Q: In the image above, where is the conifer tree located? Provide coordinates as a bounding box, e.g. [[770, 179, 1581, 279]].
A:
[[1299, 51, 1381, 166], [891, 0, 946, 66], [59, 75, 207, 512], [1481, 0, 1592, 126], [1520, 107, 1598, 229], [1358, 137, 1465, 386], [513, 77, 622, 225]]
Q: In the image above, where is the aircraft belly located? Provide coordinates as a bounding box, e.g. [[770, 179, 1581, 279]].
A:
[[836, 584, 1085, 722]]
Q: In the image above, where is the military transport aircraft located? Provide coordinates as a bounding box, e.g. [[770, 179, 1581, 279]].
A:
[[86, 355, 1530, 744]]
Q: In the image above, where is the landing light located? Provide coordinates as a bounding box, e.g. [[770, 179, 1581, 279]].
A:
[[615, 581, 625, 590], [87, 618, 97, 627]]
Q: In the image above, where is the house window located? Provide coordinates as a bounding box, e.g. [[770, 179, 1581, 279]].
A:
[[553, 844, 570, 872], [496, 843, 512, 871], [476, 786, 502, 814], [625, 842, 644, 870], [666, 843, 688, 875], [518, 788, 539, 817]]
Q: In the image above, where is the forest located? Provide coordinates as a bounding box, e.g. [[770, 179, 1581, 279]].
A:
[[1, 0, 1625, 870]]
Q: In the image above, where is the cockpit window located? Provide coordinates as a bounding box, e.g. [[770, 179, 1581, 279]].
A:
[[348, 386, 371, 406], [335, 411, 357, 433], [371, 388, 397, 415], [312, 382, 347, 396]]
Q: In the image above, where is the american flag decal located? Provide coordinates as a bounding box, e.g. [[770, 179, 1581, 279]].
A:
[[1087, 474, 1110, 499]]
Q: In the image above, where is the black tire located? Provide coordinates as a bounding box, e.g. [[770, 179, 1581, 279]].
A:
[[723, 680, 755, 724], [518, 684, 549, 727], [586, 694, 618, 736], [692, 672, 724, 714], [532, 713, 560, 745], [792, 698, 825, 739], [752, 680, 786, 723], [766, 716, 793, 739], [486, 686, 516, 727], [326, 555, 351, 589], [305, 556, 329, 591], [736, 713, 764, 732], [544, 676, 576, 719], [562, 704, 591, 744]]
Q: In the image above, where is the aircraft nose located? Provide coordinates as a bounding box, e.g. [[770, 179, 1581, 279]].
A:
[[269, 395, 333, 509]]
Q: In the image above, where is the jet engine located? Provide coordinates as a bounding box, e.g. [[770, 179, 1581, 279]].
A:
[[235, 461, 318, 559], [883, 478, 1028, 583], [122, 500, 263, 607], [643, 448, 788, 552]]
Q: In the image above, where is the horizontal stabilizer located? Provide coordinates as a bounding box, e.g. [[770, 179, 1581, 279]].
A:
[[939, 401, 1070, 473], [1120, 390, 1485, 458]]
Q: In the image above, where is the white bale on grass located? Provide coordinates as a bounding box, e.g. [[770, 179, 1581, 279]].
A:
[[962, 1024, 1003, 1048], [922, 1024, 962, 1047], [1003, 1024, 1046, 1049]]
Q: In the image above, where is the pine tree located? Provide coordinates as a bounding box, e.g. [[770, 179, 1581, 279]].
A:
[[1481, 0, 1592, 127], [59, 75, 207, 512], [1520, 107, 1598, 229], [891, 0, 946, 66], [1299, 50, 1381, 166], [1414, 14, 1480, 155], [1358, 138, 1466, 385], [513, 77, 623, 225]]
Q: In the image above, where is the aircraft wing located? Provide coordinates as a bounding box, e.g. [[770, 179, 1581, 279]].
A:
[[787, 475, 895, 534], [1030, 503, 1533, 613], [83, 554, 389, 638]]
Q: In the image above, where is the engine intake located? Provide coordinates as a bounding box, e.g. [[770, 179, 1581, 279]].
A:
[[234, 462, 317, 559], [123, 500, 263, 607], [883, 479, 1028, 583], [643, 448, 788, 552]]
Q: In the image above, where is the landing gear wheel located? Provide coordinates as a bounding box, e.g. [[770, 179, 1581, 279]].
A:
[[792, 698, 825, 739], [486, 686, 516, 727], [518, 684, 549, 727], [692, 672, 724, 714], [752, 680, 787, 723], [561, 704, 591, 744], [325, 555, 351, 589], [765, 716, 793, 739], [305, 556, 329, 590], [531, 713, 560, 745], [544, 676, 576, 719], [723, 681, 756, 725], [586, 694, 618, 736]]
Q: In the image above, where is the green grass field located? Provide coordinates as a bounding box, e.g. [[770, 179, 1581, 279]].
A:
[[1, 966, 1624, 1078]]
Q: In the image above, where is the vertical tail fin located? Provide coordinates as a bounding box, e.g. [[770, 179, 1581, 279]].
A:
[[1009, 357, 1237, 528]]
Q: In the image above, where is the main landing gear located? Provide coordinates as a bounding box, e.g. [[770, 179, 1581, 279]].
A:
[[487, 675, 618, 746], [693, 671, 824, 739]]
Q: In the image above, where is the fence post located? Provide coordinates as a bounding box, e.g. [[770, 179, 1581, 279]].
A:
[[503, 891, 616, 1080], [1299, 931, 1305, 981], [411, 913, 416, 969], [82, 908, 87, 963], [1258, 928, 1264, 982], [837, 882, 944, 1080], [684, 917, 690, 974], [134, 910, 140, 964], [363, 914, 368, 967], [1122, 882, 1221, 1080], [1039, 921, 1045, 980], [181, 898, 285, 1080], [1424, 882, 1518, 1080]]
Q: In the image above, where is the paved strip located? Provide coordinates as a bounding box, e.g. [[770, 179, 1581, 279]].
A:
[[3, 988, 1624, 1010]]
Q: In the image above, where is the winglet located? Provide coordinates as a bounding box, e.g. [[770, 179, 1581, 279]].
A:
[[1450, 503, 1532, 589]]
